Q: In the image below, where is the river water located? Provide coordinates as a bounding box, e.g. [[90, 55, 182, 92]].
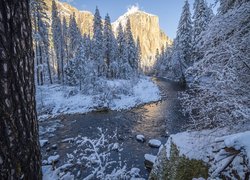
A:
[[39, 77, 188, 179]]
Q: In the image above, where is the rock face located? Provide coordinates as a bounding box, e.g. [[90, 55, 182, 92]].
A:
[[44, 0, 94, 36], [44, 1, 172, 69], [113, 8, 172, 69]]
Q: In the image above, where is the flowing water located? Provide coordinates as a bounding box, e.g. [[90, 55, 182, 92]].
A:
[[39, 77, 188, 179]]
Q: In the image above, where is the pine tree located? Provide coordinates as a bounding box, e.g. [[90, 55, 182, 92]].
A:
[[0, 0, 42, 178], [117, 22, 130, 79], [62, 17, 69, 64], [192, 0, 213, 61], [103, 14, 118, 78], [176, 0, 193, 67], [52, 0, 64, 83], [136, 37, 142, 73], [83, 33, 92, 60], [68, 13, 82, 60], [125, 19, 137, 76], [31, 0, 52, 85], [92, 7, 104, 77]]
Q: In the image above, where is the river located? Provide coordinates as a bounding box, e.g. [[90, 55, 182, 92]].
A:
[[39, 77, 188, 179]]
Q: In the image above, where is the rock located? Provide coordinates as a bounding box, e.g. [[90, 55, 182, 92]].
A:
[[113, 9, 172, 69], [112, 143, 119, 151], [144, 154, 156, 170], [51, 144, 57, 150], [136, 135, 145, 142], [130, 167, 141, 177], [47, 155, 60, 164], [148, 139, 161, 148], [42, 160, 48, 165], [39, 140, 48, 147]]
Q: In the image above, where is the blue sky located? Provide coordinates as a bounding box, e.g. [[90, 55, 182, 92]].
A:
[[61, 0, 216, 39]]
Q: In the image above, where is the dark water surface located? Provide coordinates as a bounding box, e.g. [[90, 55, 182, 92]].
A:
[[39, 77, 188, 179]]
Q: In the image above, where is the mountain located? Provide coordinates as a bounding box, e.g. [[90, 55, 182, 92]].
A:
[[113, 6, 172, 68], [44, 0, 172, 68]]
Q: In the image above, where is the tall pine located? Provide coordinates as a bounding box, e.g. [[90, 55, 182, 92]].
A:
[[192, 0, 213, 61], [125, 19, 138, 77], [92, 7, 104, 77], [103, 14, 118, 78], [175, 0, 193, 67], [52, 0, 64, 83]]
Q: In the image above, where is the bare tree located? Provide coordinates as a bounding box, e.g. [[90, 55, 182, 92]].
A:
[[0, 0, 42, 179]]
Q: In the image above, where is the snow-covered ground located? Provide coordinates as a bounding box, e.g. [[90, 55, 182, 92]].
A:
[[36, 77, 160, 119]]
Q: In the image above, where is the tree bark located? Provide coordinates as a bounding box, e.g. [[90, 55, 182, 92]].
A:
[[0, 0, 42, 179]]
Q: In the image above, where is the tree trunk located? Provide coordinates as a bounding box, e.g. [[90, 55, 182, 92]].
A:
[[47, 52, 53, 84], [0, 0, 42, 179]]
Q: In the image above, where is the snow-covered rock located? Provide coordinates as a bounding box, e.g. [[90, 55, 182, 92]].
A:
[[47, 155, 60, 164], [51, 144, 57, 150], [40, 140, 48, 147], [130, 167, 141, 177], [215, 131, 250, 168], [144, 154, 156, 169], [151, 127, 250, 179], [136, 135, 145, 142], [148, 139, 161, 148], [112, 143, 119, 151]]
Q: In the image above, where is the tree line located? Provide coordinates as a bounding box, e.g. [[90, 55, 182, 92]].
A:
[[153, 0, 214, 82], [32, 0, 142, 88]]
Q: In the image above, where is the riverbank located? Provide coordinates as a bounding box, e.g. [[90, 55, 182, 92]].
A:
[[36, 76, 161, 120]]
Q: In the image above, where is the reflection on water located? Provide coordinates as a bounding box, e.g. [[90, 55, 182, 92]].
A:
[[39, 77, 188, 179]]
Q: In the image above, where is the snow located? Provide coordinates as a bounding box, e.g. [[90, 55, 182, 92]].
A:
[[130, 167, 141, 177], [112, 5, 155, 31], [215, 131, 250, 168], [144, 154, 156, 164], [61, 138, 74, 143], [36, 77, 160, 118], [47, 155, 60, 164], [136, 135, 145, 142], [148, 139, 161, 148], [163, 126, 250, 179], [42, 165, 74, 180], [39, 140, 48, 147]]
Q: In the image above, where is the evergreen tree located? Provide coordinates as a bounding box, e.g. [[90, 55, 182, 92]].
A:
[[31, 0, 52, 85], [117, 22, 131, 79], [136, 37, 142, 73], [125, 19, 138, 76], [192, 0, 213, 61], [103, 14, 118, 78], [62, 17, 69, 64], [176, 0, 193, 67], [52, 0, 64, 83], [83, 33, 92, 60], [68, 13, 82, 59], [92, 7, 104, 77]]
